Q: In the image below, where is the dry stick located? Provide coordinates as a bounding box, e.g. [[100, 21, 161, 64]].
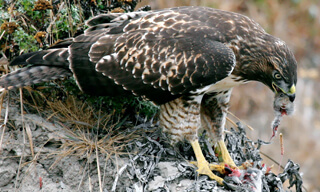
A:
[[95, 101, 103, 192], [0, 30, 5, 41], [0, 92, 9, 152], [14, 89, 35, 191], [77, 155, 90, 191], [226, 116, 253, 140], [25, 123, 34, 157], [226, 116, 238, 128], [227, 111, 254, 131], [66, 0, 75, 37], [0, 92, 5, 119], [14, 88, 26, 191], [111, 162, 128, 192], [280, 133, 284, 155], [20, 89, 34, 158], [96, 145, 103, 192], [88, 148, 94, 192], [89, 176, 92, 192], [278, 133, 284, 172]]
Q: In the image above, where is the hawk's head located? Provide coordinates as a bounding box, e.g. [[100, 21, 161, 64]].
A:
[[234, 34, 297, 115], [255, 35, 297, 116], [268, 49, 297, 116], [263, 39, 297, 103], [238, 34, 297, 103]]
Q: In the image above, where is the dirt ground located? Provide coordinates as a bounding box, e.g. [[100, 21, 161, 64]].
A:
[[0, 104, 303, 192]]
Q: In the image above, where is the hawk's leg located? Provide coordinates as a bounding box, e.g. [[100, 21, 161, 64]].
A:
[[200, 90, 238, 171], [215, 139, 237, 167], [190, 140, 238, 176], [159, 98, 224, 185]]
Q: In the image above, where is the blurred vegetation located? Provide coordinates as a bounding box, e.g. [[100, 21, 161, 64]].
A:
[[0, 0, 158, 120], [0, 0, 139, 57]]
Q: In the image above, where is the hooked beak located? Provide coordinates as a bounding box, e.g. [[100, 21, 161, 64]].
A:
[[288, 93, 295, 102], [272, 83, 296, 102]]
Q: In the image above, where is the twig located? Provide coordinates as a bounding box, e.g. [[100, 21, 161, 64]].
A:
[[228, 111, 254, 131], [14, 89, 26, 191], [226, 116, 238, 128], [95, 145, 103, 192], [278, 133, 284, 172], [260, 151, 284, 170], [0, 30, 5, 41], [20, 88, 34, 158], [0, 91, 9, 153], [280, 133, 284, 155], [111, 162, 128, 191]]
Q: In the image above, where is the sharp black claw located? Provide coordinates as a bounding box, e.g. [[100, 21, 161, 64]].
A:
[[224, 166, 233, 175]]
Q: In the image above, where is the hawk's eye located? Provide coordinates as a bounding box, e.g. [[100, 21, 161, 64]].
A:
[[274, 73, 282, 80]]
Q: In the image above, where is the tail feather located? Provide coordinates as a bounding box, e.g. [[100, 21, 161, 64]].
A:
[[10, 48, 69, 67], [1, 11, 153, 94], [0, 66, 72, 91], [9, 52, 39, 66]]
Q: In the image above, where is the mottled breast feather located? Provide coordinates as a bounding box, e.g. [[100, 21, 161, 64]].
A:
[[93, 7, 238, 104]]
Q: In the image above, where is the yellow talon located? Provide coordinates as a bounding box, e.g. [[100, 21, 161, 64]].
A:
[[196, 160, 224, 185], [189, 139, 245, 185], [190, 161, 227, 175], [208, 163, 227, 174], [190, 139, 224, 185], [215, 140, 237, 168]]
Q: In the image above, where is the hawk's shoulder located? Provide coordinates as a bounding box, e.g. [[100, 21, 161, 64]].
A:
[[87, 7, 238, 104]]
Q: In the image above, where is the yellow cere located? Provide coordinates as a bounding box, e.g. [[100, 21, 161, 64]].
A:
[[289, 84, 296, 94]]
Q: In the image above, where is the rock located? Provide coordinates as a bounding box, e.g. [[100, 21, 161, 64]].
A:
[[174, 179, 194, 191], [0, 159, 18, 187], [148, 176, 165, 190], [158, 162, 179, 177]]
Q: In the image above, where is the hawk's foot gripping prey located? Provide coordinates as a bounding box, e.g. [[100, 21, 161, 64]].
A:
[[0, 6, 297, 187], [190, 139, 225, 185], [190, 139, 238, 185]]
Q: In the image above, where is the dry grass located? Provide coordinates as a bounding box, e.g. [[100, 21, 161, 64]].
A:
[[0, 86, 146, 191], [0, 1, 146, 190], [0, 91, 9, 151], [41, 93, 142, 192]]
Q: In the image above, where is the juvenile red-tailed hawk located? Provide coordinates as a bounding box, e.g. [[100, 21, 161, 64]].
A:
[[0, 6, 297, 185]]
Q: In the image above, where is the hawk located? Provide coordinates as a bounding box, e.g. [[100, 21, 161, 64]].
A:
[[0, 6, 297, 185]]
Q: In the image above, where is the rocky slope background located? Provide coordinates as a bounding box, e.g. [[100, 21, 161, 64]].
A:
[[1, 0, 318, 191], [0, 105, 303, 191]]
